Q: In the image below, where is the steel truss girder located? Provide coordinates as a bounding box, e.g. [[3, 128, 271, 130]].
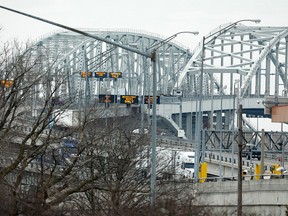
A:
[[177, 24, 288, 100], [27, 29, 192, 101], [205, 129, 288, 152]]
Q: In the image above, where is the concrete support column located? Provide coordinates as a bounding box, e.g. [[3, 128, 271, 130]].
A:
[[208, 111, 214, 129], [174, 113, 180, 128], [216, 111, 222, 130], [224, 110, 230, 130], [186, 113, 192, 139]]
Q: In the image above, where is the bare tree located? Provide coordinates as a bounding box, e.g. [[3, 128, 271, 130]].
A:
[[0, 40, 152, 215], [0, 39, 80, 214], [0, 39, 209, 216]]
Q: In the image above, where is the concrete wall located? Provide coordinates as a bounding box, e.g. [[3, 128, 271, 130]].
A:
[[195, 178, 288, 215]]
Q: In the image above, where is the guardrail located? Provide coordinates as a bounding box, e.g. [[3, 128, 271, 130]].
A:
[[157, 136, 194, 151]]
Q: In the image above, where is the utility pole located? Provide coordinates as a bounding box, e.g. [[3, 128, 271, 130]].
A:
[[150, 50, 157, 208], [237, 104, 243, 216], [260, 129, 265, 178]]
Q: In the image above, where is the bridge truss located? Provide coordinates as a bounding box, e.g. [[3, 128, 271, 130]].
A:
[[2, 24, 288, 181], [7, 25, 288, 146], [23, 24, 288, 111], [205, 129, 288, 152], [179, 24, 288, 100], [28, 29, 192, 103]]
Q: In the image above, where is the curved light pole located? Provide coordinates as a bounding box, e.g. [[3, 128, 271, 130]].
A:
[[149, 31, 198, 207], [195, 19, 261, 183], [234, 19, 261, 216], [219, 85, 227, 179], [232, 79, 240, 178], [256, 100, 261, 133]]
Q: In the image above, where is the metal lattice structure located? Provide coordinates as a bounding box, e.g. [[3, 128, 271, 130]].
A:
[[28, 29, 192, 103], [178, 24, 288, 99], [25, 24, 288, 103]]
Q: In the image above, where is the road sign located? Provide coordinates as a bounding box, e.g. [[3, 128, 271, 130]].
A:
[[99, 94, 116, 103], [80, 71, 92, 78], [120, 95, 138, 104], [95, 72, 107, 79], [0, 79, 14, 88], [144, 95, 160, 104], [108, 72, 122, 79]]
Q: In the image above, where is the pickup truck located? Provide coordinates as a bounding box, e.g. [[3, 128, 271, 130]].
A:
[[242, 147, 261, 160]]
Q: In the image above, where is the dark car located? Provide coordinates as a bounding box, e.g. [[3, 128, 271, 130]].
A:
[[242, 146, 261, 160]]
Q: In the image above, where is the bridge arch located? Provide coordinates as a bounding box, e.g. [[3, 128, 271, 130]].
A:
[[29, 29, 192, 101], [176, 24, 288, 100]]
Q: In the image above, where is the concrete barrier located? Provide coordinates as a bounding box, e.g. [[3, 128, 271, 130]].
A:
[[195, 178, 288, 215]]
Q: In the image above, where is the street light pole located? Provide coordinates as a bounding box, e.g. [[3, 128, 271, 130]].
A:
[[149, 32, 198, 206], [202, 19, 261, 45], [257, 100, 260, 135], [237, 16, 261, 209], [179, 95, 183, 129], [232, 79, 240, 178], [237, 103, 243, 216], [194, 18, 261, 215], [219, 91, 223, 178], [194, 36, 205, 182], [219, 85, 227, 179], [195, 19, 261, 182], [150, 50, 157, 208], [281, 123, 285, 168]]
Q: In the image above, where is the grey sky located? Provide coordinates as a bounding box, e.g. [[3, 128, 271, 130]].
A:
[[0, 0, 287, 49]]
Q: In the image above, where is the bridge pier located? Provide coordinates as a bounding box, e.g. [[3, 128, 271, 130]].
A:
[[174, 113, 181, 129], [216, 111, 222, 130], [224, 110, 233, 130], [172, 112, 197, 140], [208, 111, 213, 129], [185, 113, 193, 139], [215, 110, 232, 131]]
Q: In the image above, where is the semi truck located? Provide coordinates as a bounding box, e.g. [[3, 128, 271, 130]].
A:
[[137, 148, 195, 180]]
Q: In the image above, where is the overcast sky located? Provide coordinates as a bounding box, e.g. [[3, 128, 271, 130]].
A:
[[0, 0, 287, 49]]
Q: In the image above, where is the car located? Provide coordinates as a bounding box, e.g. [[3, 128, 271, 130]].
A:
[[243, 146, 261, 160]]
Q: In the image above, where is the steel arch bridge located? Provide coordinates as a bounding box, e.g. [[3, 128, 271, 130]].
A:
[[28, 28, 192, 102], [27, 24, 288, 102], [177, 23, 288, 100], [23, 24, 288, 138]]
